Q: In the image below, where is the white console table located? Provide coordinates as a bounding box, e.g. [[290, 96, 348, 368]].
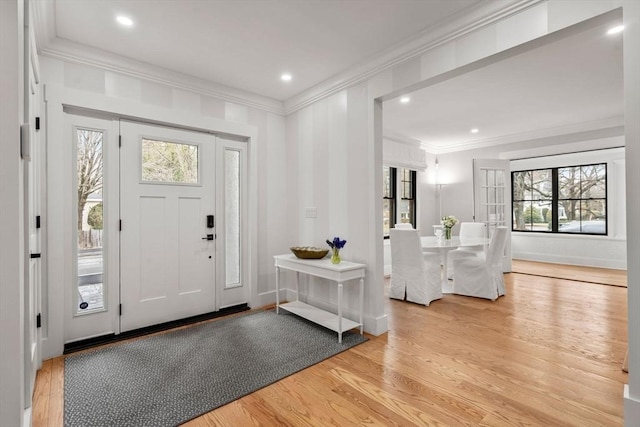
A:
[[274, 254, 365, 343]]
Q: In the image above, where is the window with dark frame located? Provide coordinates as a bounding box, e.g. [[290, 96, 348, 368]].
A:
[[383, 167, 416, 238], [512, 162, 607, 235], [383, 166, 395, 238], [398, 168, 416, 226]]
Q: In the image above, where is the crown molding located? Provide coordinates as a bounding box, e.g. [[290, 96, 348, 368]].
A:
[[39, 39, 285, 115], [283, 0, 543, 115], [31, 0, 55, 49], [382, 130, 424, 148], [425, 116, 625, 155], [31, 0, 541, 117], [31, 0, 285, 116]]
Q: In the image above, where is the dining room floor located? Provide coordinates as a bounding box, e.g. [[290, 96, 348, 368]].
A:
[[511, 259, 627, 287]]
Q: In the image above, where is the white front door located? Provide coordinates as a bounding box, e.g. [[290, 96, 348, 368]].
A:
[[120, 121, 216, 332], [473, 158, 512, 272]]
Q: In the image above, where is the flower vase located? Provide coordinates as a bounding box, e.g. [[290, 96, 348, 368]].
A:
[[444, 227, 452, 240], [331, 248, 341, 264]]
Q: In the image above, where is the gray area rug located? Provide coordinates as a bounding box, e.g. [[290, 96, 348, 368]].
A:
[[64, 309, 367, 426]]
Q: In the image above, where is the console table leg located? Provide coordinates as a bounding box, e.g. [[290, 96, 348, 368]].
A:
[[338, 282, 343, 344], [359, 277, 364, 335], [275, 266, 280, 314]]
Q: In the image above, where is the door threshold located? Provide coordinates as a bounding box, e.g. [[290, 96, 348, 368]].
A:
[[63, 303, 249, 354]]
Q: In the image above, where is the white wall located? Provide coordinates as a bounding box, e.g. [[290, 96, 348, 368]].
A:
[[285, 85, 388, 334], [286, 1, 638, 423], [511, 146, 626, 269], [432, 137, 627, 270], [0, 1, 25, 425], [623, 0, 640, 422]]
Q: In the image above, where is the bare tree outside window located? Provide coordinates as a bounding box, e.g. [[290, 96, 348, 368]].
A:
[[76, 128, 104, 312], [142, 139, 198, 183], [77, 129, 103, 243], [512, 163, 606, 234]]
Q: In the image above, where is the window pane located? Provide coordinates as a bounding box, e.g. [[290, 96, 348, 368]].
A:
[[383, 199, 392, 236], [513, 201, 529, 230], [383, 166, 392, 198], [559, 200, 606, 234], [532, 169, 552, 199], [225, 149, 241, 286], [400, 168, 414, 199], [76, 128, 104, 313], [512, 171, 530, 201], [489, 188, 496, 204], [558, 166, 580, 199], [141, 139, 198, 183], [581, 164, 606, 198], [398, 199, 414, 225], [488, 170, 495, 186]]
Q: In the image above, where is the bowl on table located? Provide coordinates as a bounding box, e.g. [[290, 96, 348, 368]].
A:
[[290, 246, 329, 259]]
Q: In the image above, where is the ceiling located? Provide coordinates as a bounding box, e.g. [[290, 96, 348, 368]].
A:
[[383, 13, 624, 152], [37, 1, 623, 153], [47, 0, 482, 101]]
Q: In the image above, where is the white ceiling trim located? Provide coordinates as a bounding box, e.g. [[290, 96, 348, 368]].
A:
[[32, 0, 541, 117], [423, 116, 625, 155], [283, 0, 543, 115], [31, 0, 55, 50], [37, 38, 285, 115], [382, 130, 424, 148]]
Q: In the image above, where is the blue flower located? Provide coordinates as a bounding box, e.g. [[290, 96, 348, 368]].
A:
[[326, 237, 347, 249]]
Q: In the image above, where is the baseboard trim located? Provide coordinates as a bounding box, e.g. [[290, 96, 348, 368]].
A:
[[63, 303, 249, 354], [624, 384, 640, 426]]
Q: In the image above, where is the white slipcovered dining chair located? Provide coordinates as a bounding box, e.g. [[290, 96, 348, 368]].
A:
[[394, 223, 413, 229], [389, 229, 442, 305], [447, 221, 487, 278], [452, 226, 508, 300]]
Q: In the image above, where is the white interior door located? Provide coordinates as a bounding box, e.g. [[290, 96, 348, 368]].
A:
[[24, 75, 41, 406], [473, 158, 512, 272], [120, 121, 216, 332]]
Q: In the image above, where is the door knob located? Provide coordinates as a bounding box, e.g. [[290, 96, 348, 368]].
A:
[[202, 234, 214, 241]]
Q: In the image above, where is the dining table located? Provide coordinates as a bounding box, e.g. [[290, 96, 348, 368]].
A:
[[421, 236, 491, 292]]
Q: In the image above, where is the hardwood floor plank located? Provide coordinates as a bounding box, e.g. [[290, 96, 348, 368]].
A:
[[512, 259, 627, 287], [31, 265, 627, 426], [48, 357, 64, 427], [31, 359, 51, 427]]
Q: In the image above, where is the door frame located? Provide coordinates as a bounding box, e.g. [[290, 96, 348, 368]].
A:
[[44, 89, 259, 357], [216, 137, 249, 309], [472, 158, 512, 272], [63, 111, 120, 343]]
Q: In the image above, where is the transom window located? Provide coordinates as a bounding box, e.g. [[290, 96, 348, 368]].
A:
[[512, 163, 607, 235], [141, 138, 199, 184]]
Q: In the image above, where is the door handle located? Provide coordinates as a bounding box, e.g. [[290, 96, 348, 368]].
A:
[[202, 234, 214, 241]]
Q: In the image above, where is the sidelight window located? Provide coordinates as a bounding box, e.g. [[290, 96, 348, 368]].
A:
[[225, 149, 241, 287], [76, 128, 105, 313]]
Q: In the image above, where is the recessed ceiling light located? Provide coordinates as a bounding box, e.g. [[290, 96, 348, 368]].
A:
[[116, 15, 134, 27], [607, 25, 624, 35], [400, 97, 410, 103], [281, 73, 292, 81], [470, 128, 479, 134]]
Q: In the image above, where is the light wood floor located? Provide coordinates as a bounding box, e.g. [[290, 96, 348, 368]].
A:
[[512, 259, 627, 287], [33, 264, 628, 426]]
